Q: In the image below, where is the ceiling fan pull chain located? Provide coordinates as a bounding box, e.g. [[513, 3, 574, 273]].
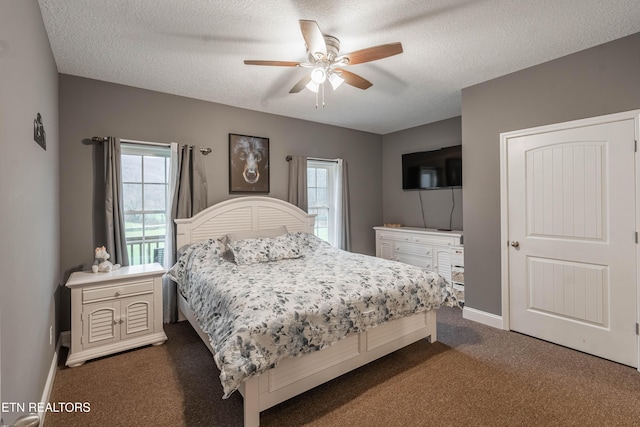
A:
[[321, 82, 325, 108]]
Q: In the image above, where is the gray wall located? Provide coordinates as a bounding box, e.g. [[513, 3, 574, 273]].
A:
[[462, 32, 640, 315], [382, 116, 462, 230], [59, 75, 382, 326], [0, 1, 59, 423]]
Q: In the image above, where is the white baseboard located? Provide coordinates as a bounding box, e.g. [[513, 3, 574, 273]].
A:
[[39, 334, 63, 425], [462, 306, 505, 330]]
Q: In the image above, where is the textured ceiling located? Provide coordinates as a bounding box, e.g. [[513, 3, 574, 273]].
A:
[[38, 0, 640, 135]]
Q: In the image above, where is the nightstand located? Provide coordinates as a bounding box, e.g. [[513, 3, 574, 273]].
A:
[[65, 263, 168, 367]]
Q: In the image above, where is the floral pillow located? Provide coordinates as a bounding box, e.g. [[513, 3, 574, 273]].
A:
[[228, 233, 302, 265], [166, 238, 225, 285], [268, 233, 302, 261], [288, 231, 332, 252], [227, 238, 271, 265]]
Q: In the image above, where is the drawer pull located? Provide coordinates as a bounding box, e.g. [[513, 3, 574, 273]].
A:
[[115, 288, 124, 296]]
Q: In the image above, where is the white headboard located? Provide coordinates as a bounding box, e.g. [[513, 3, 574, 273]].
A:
[[175, 196, 316, 248]]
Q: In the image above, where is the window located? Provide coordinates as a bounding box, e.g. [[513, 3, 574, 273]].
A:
[[307, 159, 341, 246], [121, 143, 170, 266]]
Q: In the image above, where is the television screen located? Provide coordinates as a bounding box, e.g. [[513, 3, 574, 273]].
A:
[[402, 145, 462, 190]]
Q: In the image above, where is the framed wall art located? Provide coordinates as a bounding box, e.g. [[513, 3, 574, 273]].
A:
[[229, 133, 270, 193], [33, 112, 46, 150]]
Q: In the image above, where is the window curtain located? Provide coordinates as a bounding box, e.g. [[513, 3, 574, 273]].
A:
[[337, 159, 351, 251], [326, 159, 351, 251], [163, 143, 208, 323], [104, 137, 129, 266], [287, 155, 308, 211]]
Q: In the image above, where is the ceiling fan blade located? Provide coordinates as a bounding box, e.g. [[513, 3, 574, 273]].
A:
[[244, 60, 301, 67], [299, 20, 327, 58], [335, 69, 372, 90], [289, 73, 312, 93], [341, 42, 403, 65]]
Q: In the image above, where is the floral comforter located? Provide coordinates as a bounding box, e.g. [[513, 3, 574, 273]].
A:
[[166, 232, 458, 398]]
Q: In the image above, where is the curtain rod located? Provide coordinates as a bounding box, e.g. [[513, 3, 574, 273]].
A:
[[286, 155, 338, 163], [91, 136, 212, 155]]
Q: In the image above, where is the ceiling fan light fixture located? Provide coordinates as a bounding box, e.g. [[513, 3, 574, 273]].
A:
[[328, 72, 344, 90], [305, 80, 320, 93], [310, 67, 327, 84]]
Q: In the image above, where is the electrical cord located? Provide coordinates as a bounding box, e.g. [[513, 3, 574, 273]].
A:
[[419, 190, 427, 228], [449, 187, 455, 231]]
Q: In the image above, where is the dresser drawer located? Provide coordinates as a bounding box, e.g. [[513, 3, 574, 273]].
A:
[[451, 266, 464, 284], [394, 241, 432, 257], [83, 279, 154, 303], [451, 252, 464, 266], [396, 253, 433, 270], [451, 245, 464, 266]]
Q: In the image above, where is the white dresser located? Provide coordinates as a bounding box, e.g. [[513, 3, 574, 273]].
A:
[[374, 227, 463, 283], [65, 263, 167, 367]]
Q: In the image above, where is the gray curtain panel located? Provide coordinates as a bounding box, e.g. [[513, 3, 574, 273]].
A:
[[104, 137, 129, 266], [287, 155, 308, 211], [163, 144, 208, 323], [340, 159, 351, 252]]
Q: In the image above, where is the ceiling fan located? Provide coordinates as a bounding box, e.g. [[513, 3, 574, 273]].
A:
[[244, 20, 403, 107]]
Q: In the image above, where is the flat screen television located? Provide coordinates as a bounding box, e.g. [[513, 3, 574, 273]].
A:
[[402, 145, 462, 190]]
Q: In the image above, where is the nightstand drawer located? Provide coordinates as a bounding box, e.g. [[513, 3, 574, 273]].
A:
[[83, 279, 154, 303]]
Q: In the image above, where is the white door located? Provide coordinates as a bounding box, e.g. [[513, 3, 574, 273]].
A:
[[507, 118, 638, 367]]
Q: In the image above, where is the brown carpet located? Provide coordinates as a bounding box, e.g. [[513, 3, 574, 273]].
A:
[[46, 307, 640, 426]]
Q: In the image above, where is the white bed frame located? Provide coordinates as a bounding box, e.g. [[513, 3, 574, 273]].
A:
[[175, 196, 438, 427]]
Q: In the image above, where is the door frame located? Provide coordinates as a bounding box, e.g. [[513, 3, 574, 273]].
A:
[[499, 109, 640, 370]]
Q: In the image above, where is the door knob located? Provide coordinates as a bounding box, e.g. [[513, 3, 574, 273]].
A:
[[510, 241, 520, 248]]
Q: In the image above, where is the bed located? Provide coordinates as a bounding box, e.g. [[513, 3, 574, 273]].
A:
[[168, 196, 457, 427]]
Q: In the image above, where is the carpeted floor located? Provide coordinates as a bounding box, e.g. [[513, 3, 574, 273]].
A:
[[46, 307, 640, 426]]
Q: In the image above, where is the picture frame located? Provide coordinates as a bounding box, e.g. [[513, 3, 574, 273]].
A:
[[229, 133, 270, 193], [33, 112, 46, 150]]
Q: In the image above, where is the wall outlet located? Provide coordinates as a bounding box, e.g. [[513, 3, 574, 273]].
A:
[[49, 325, 53, 345]]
